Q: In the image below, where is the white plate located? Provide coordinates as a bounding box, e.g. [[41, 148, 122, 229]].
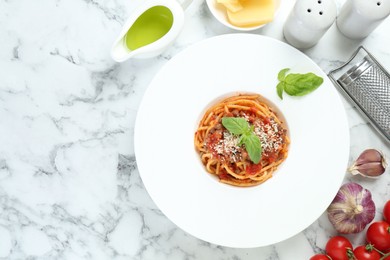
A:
[[206, 0, 281, 31], [134, 34, 350, 248]]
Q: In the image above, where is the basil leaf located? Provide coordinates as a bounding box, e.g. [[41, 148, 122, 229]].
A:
[[276, 69, 324, 99], [222, 117, 250, 135], [283, 72, 324, 96], [238, 135, 245, 146], [243, 133, 262, 164], [276, 82, 285, 99], [278, 68, 290, 81], [222, 117, 262, 164]]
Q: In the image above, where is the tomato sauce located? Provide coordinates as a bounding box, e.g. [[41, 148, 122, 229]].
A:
[[246, 163, 263, 175]]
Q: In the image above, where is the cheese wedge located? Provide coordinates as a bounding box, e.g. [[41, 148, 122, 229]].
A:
[[216, 0, 243, 13], [226, 0, 275, 27]]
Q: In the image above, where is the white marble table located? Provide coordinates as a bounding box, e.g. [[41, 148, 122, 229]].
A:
[[1, 0, 390, 259]]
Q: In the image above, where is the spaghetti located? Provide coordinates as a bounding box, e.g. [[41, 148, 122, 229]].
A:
[[194, 94, 289, 187]]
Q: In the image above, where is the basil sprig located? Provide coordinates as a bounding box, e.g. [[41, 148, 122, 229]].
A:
[[221, 117, 262, 164], [276, 68, 324, 99]]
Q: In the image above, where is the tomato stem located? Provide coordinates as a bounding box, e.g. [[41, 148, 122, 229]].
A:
[[380, 252, 390, 260], [372, 246, 390, 259], [365, 243, 375, 252], [372, 247, 385, 255], [366, 244, 385, 255], [372, 246, 386, 256], [347, 248, 355, 260]]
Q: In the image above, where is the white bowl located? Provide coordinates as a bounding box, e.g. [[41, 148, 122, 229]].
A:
[[206, 0, 281, 31]]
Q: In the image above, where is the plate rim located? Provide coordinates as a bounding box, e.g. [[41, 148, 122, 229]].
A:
[[134, 33, 350, 248]]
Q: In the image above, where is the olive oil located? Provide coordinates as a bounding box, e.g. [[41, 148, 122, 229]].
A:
[[125, 6, 174, 51]]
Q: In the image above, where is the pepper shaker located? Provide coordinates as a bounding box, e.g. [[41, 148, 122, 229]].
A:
[[336, 0, 390, 40], [283, 0, 337, 49]]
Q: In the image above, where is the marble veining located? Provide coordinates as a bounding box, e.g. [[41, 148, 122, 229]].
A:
[[1, 0, 390, 259]]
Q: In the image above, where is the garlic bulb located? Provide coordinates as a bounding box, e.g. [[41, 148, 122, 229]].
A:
[[348, 149, 387, 177], [327, 182, 375, 234]]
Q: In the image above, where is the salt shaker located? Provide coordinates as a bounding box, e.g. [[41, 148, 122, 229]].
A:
[[336, 0, 390, 40], [283, 0, 337, 49]]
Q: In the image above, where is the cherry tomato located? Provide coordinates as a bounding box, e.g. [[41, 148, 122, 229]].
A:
[[325, 236, 354, 260], [384, 200, 390, 223], [366, 221, 390, 252], [310, 254, 330, 260], [353, 245, 381, 260]]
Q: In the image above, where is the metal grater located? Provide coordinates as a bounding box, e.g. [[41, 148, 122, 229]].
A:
[[328, 46, 390, 143]]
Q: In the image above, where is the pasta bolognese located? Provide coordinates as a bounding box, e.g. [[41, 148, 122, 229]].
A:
[[194, 94, 289, 187]]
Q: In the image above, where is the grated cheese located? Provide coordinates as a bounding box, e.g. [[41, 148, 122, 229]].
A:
[[206, 113, 285, 163], [254, 117, 284, 156]]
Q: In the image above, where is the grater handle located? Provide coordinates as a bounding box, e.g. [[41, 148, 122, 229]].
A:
[[328, 46, 365, 82], [329, 46, 390, 81]]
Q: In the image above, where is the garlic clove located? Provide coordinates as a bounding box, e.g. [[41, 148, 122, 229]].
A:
[[355, 149, 383, 166], [348, 149, 387, 177], [349, 162, 386, 177]]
